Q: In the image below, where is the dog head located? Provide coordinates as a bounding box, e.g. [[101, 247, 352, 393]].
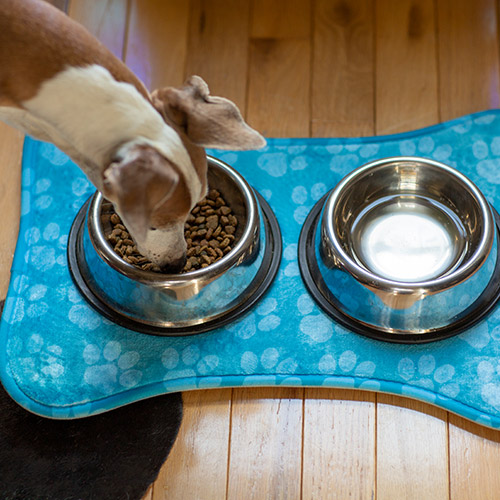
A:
[[102, 76, 265, 272]]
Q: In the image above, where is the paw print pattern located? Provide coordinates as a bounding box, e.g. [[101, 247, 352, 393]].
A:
[[397, 355, 459, 398], [477, 359, 500, 412], [19, 143, 66, 218], [398, 136, 453, 164], [297, 292, 333, 343], [225, 297, 281, 341], [240, 347, 298, 375], [317, 351, 376, 379], [23, 221, 67, 272], [328, 143, 381, 176], [9, 333, 64, 384], [445, 113, 498, 198], [12, 121, 500, 419], [69, 305, 102, 331], [257, 145, 309, 179], [83, 341, 142, 394], [474, 137, 500, 186], [282, 243, 299, 278], [291, 183, 328, 225], [161, 344, 220, 382], [3, 276, 52, 324], [459, 322, 491, 351]]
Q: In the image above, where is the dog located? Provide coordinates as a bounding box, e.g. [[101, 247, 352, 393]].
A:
[[0, 0, 265, 271]]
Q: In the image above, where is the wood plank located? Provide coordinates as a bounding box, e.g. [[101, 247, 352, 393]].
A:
[[153, 390, 233, 500], [307, 1, 377, 497], [437, 0, 500, 121], [0, 124, 24, 301], [227, 388, 303, 500], [247, 37, 310, 138], [68, 0, 128, 58], [225, 3, 309, 498], [185, 0, 251, 111], [374, 2, 449, 499], [142, 485, 153, 500], [246, 0, 310, 137], [312, 0, 375, 137], [302, 389, 376, 500], [66, 5, 153, 498], [438, 1, 500, 497], [125, 0, 190, 91], [144, 2, 241, 498], [449, 415, 500, 500], [375, 0, 438, 134], [377, 395, 449, 500], [251, 0, 311, 39]]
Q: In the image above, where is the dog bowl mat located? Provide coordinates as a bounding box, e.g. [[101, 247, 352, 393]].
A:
[[4, 110, 500, 426]]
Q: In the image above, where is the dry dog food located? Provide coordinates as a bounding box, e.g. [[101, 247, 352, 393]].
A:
[[104, 188, 239, 273]]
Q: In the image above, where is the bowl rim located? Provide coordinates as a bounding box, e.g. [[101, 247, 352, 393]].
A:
[[87, 155, 259, 287], [299, 194, 500, 343], [322, 156, 495, 293]]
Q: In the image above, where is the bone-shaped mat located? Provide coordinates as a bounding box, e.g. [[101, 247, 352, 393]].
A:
[[2, 110, 500, 427]]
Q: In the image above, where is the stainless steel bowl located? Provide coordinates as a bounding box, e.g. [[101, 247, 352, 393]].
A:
[[299, 157, 500, 342], [68, 156, 281, 336]]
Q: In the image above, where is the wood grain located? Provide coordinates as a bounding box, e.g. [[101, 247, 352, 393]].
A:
[[449, 415, 500, 500], [227, 388, 303, 500], [224, 3, 310, 498], [153, 390, 233, 500], [66, 5, 157, 500], [312, 0, 375, 137], [437, 0, 500, 121], [375, 0, 438, 134], [377, 395, 449, 500], [247, 37, 310, 137], [125, 0, 189, 90], [306, 2, 377, 497], [373, 2, 449, 498], [68, 0, 128, 58], [247, 0, 310, 138], [251, 0, 311, 39], [303, 389, 376, 500], [185, 0, 251, 110], [147, 2, 245, 498], [437, 1, 500, 495], [10, 2, 500, 499], [224, 2, 309, 497], [0, 124, 24, 301], [142, 485, 153, 500]]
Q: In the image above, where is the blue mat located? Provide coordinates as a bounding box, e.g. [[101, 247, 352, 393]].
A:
[[3, 111, 500, 426]]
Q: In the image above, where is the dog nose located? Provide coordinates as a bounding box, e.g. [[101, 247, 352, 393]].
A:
[[160, 254, 187, 274]]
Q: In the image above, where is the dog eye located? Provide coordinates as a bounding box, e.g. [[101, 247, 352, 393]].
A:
[[149, 227, 157, 231]]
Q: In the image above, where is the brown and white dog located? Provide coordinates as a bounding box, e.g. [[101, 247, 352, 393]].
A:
[[0, 0, 265, 271]]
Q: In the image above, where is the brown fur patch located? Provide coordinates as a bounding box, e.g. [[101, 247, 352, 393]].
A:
[[0, 0, 150, 105]]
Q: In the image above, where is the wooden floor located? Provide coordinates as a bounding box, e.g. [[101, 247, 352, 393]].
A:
[[2, 0, 500, 499]]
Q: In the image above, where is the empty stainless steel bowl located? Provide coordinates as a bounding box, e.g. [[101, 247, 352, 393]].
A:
[[68, 156, 281, 335], [299, 157, 500, 343]]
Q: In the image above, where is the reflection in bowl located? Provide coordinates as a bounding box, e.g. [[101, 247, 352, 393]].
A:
[[68, 156, 281, 336], [299, 157, 500, 343]]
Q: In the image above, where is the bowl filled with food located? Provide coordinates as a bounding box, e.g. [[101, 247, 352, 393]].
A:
[[299, 157, 500, 343], [68, 156, 281, 336]]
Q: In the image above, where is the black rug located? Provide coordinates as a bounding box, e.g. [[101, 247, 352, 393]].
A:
[[0, 300, 183, 500]]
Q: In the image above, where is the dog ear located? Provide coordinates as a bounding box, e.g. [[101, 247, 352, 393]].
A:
[[102, 146, 179, 241], [151, 75, 266, 150]]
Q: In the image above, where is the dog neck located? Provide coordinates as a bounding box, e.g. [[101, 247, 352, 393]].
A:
[[0, 64, 202, 201]]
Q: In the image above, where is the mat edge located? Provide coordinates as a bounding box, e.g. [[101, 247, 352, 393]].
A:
[[2, 110, 500, 425]]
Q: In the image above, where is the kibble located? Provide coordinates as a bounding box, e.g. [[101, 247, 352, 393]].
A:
[[104, 188, 239, 273]]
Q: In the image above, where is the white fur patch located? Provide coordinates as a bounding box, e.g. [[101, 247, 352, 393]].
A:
[[2, 65, 202, 202], [136, 223, 186, 267]]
